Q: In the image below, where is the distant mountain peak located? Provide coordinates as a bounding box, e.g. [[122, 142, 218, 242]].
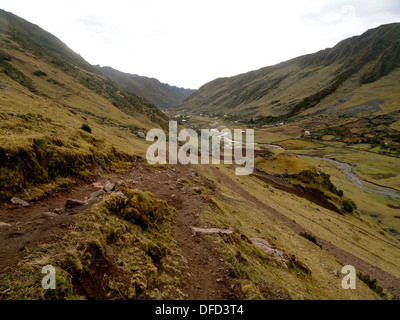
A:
[[97, 66, 196, 109], [174, 23, 400, 125]]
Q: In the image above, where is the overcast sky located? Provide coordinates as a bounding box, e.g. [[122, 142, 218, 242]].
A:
[[1, 0, 400, 89]]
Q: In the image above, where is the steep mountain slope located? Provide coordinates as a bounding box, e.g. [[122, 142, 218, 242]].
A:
[[97, 66, 196, 109], [175, 23, 400, 127], [1, 10, 399, 301], [0, 9, 168, 199]]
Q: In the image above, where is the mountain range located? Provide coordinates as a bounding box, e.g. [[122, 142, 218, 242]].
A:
[[1, 8, 399, 301], [175, 23, 400, 130], [97, 66, 195, 109], [0, 8, 169, 199]]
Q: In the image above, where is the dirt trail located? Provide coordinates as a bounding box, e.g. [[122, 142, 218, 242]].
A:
[[210, 167, 400, 297], [2, 160, 399, 298], [0, 162, 243, 300], [0, 182, 101, 272], [123, 162, 243, 300]]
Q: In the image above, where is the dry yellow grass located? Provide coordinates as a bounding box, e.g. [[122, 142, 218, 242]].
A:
[[254, 151, 315, 175], [195, 164, 383, 299]]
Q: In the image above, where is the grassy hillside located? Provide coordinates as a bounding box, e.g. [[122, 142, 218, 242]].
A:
[[174, 23, 400, 129], [0, 9, 168, 200], [194, 164, 397, 299], [98, 66, 196, 109], [2, 161, 395, 300], [0, 9, 399, 301]]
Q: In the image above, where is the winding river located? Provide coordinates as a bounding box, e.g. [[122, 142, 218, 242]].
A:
[[212, 129, 400, 199], [298, 155, 400, 199]]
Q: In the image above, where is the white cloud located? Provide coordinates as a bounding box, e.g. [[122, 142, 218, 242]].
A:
[[1, 0, 400, 88]]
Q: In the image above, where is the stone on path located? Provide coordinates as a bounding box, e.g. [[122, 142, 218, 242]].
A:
[[11, 197, 29, 207], [103, 180, 115, 192], [64, 199, 87, 209], [0, 222, 12, 227], [192, 227, 233, 236], [90, 189, 106, 199]]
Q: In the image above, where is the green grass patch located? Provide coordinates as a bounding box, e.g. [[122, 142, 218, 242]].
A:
[[80, 123, 92, 133], [357, 272, 388, 300], [299, 232, 322, 249], [0, 134, 136, 200], [0, 187, 182, 300]]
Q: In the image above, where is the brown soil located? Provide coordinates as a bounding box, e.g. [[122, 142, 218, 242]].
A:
[[1, 159, 399, 299], [0, 161, 244, 300], [252, 168, 341, 214], [0, 181, 101, 272], [122, 162, 243, 300]]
